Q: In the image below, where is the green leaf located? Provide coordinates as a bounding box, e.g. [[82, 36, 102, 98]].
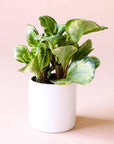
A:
[[39, 15, 58, 35], [57, 24, 65, 35], [35, 35, 43, 41], [19, 55, 40, 78], [30, 47, 37, 58], [53, 57, 95, 85], [50, 35, 66, 47], [26, 24, 39, 47], [65, 19, 108, 43], [14, 45, 31, 64], [38, 46, 51, 71], [39, 35, 66, 50], [52, 45, 78, 70], [91, 56, 100, 69], [72, 39, 94, 61], [19, 44, 51, 78]]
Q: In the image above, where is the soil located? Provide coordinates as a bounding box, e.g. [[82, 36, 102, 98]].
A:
[[32, 74, 56, 84]]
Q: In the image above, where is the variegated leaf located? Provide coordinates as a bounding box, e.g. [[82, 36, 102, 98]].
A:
[[52, 57, 95, 85], [14, 45, 31, 64], [26, 24, 39, 47], [52, 45, 78, 70], [39, 15, 58, 35], [91, 56, 100, 69], [65, 19, 108, 43]]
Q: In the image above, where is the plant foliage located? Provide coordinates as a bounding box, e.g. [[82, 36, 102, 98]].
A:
[[14, 16, 107, 84]]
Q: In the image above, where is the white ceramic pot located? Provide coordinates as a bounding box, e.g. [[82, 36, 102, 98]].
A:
[[29, 76, 76, 133]]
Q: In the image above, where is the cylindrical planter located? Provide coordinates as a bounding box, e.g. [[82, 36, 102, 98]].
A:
[[29, 76, 76, 133]]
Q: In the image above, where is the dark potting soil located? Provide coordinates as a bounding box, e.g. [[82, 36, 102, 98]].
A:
[[32, 74, 56, 84]]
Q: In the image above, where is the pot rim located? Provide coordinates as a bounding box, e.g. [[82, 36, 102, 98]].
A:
[[29, 76, 74, 87]]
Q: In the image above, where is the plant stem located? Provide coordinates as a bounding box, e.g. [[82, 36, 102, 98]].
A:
[[42, 72, 47, 81], [39, 71, 47, 82], [51, 54, 57, 67], [39, 71, 43, 80], [63, 64, 68, 78], [56, 64, 63, 79], [51, 54, 63, 79]]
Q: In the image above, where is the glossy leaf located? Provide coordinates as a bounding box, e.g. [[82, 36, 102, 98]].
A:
[[50, 35, 66, 47], [39, 35, 67, 49], [14, 45, 31, 64], [19, 44, 51, 78], [72, 39, 93, 61], [39, 15, 58, 35], [26, 24, 39, 47], [53, 57, 95, 85], [38, 46, 51, 72], [57, 24, 65, 35], [35, 35, 43, 41], [30, 47, 37, 58], [91, 56, 100, 69], [19, 55, 40, 78], [65, 19, 108, 43], [14, 16, 108, 83], [52, 45, 78, 70]]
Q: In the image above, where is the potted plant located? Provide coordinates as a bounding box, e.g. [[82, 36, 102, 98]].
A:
[[14, 15, 107, 133]]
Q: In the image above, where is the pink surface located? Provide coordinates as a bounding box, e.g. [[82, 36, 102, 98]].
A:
[[0, 0, 114, 143]]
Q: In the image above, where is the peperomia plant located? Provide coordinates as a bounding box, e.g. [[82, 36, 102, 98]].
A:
[[14, 16, 107, 85]]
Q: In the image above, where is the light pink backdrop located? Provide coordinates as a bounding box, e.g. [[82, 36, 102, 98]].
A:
[[0, 0, 114, 144]]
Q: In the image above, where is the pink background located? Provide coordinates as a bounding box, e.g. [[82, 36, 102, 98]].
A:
[[0, 0, 114, 143]]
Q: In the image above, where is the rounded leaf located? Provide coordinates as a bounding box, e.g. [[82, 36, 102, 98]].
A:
[[39, 15, 58, 35], [65, 19, 108, 43], [57, 24, 65, 35], [14, 45, 31, 64], [91, 56, 100, 69], [53, 57, 95, 85], [52, 45, 78, 70], [19, 46, 51, 78], [26, 24, 39, 47], [72, 39, 93, 61]]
